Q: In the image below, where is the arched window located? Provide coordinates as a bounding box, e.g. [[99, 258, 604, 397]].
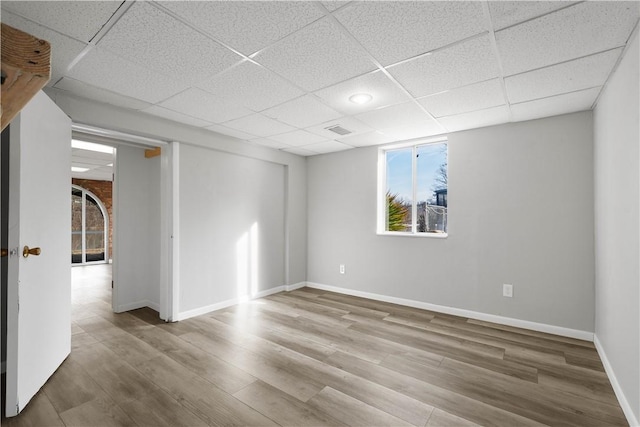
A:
[[71, 185, 109, 264]]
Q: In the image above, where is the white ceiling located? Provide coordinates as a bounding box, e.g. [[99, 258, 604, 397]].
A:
[[71, 145, 114, 181], [2, 1, 639, 157]]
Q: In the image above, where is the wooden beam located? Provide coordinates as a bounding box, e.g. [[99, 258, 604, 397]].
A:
[[1, 23, 51, 131], [145, 147, 161, 158]]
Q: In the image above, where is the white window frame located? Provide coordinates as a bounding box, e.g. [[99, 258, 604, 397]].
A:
[[377, 137, 448, 238]]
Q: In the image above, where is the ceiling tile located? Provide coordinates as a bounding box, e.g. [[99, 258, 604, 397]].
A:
[[497, 1, 640, 75], [223, 114, 296, 138], [55, 78, 152, 110], [380, 124, 444, 141], [197, 61, 304, 112], [159, 1, 324, 56], [302, 141, 352, 154], [205, 124, 258, 141], [1, 11, 87, 84], [438, 106, 511, 133], [71, 161, 99, 170], [159, 88, 253, 123], [254, 17, 376, 92], [335, 1, 485, 66], [314, 70, 411, 115], [511, 87, 601, 122], [1, 1, 122, 42], [355, 102, 444, 137], [68, 48, 189, 104], [268, 130, 328, 147], [98, 2, 241, 85], [263, 95, 343, 128], [505, 48, 622, 103], [282, 147, 318, 157], [141, 106, 213, 128], [72, 151, 113, 164], [305, 117, 374, 139], [355, 102, 442, 129], [321, 2, 349, 12], [337, 131, 396, 147], [388, 34, 501, 98], [418, 79, 506, 118], [250, 138, 291, 150], [488, 1, 577, 31], [73, 169, 112, 181]]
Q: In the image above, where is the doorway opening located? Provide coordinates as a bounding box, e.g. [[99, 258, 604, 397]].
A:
[[71, 138, 114, 267]]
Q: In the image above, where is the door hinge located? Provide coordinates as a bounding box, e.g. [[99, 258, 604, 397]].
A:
[[111, 281, 114, 289]]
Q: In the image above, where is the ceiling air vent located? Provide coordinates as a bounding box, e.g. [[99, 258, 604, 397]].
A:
[[325, 125, 352, 136]]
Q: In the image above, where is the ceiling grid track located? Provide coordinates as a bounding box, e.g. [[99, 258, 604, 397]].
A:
[[481, 0, 513, 122]]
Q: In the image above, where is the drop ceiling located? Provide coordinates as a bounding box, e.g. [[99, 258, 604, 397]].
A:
[[2, 1, 638, 157], [71, 140, 114, 181]]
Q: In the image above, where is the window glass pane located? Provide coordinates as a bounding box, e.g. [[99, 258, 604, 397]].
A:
[[385, 148, 412, 232], [85, 194, 105, 262], [71, 191, 83, 263], [416, 143, 447, 233]]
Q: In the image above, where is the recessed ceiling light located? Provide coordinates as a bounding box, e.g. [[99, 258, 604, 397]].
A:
[[71, 139, 114, 154], [349, 93, 373, 105], [72, 166, 90, 172]]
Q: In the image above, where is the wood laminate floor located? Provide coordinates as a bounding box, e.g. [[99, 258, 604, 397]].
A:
[[2, 264, 628, 426]]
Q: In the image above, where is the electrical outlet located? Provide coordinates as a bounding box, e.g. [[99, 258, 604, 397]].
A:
[[339, 264, 345, 274], [503, 284, 513, 298]]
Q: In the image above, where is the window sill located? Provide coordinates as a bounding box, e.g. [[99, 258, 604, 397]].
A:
[[376, 231, 448, 239]]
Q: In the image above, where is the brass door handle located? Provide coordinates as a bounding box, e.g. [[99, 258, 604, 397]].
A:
[[1, 248, 7, 257], [23, 246, 41, 258]]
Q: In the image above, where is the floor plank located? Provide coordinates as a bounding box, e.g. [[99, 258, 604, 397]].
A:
[[426, 408, 481, 427], [233, 381, 346, 427], [58, 396, 136, 427], [307, 386, 416, 427], [328, 350, 545, 427], [1, 390, 64, 427]]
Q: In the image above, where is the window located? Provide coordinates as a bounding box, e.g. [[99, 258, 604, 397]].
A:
[[71, 185, 109, 264], [378, 139, 448, 236]]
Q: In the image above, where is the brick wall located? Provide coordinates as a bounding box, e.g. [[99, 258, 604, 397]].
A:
[[72, 179, 113, 259]]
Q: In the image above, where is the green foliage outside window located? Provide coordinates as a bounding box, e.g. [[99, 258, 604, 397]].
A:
[[386, 191, 409, 231]]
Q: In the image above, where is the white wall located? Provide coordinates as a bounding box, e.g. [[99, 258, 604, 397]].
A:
[[46, 90, 307, 289], [593, 27, 639, 425], [113, 145, 161, 312], [308, 112, 595, 333], [176, 143, 286, 316]]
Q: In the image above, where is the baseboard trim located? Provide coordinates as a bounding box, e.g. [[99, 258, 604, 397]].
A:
[[176, 298, 237, 321], [115, 300, 159, 313], [175, 284, 302, 321], [147, 301, 160, 313], [594, 335, 639, 427], [305, 282, 594, 341], [285, 281, 307, 292]]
